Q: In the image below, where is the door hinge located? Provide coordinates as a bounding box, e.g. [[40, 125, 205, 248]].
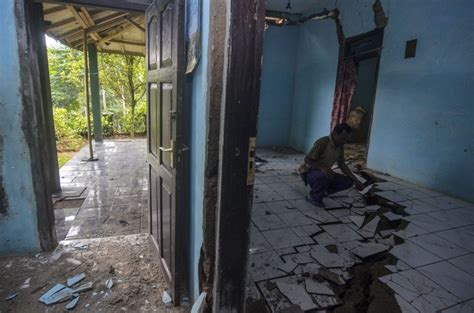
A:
[[247, 137, 256, 186]]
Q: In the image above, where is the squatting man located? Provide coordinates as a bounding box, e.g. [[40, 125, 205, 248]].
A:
[[298, 123, 363, 208]]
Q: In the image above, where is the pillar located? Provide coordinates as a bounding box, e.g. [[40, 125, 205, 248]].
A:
[[88, 43, 103, 142]]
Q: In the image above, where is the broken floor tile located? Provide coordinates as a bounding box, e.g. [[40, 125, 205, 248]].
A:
[[383, 211, 403, 222], [276, 278, 318, 311], [301, 208, 339, 224], [408, 233, 469, 259], [348, 215, 365, 228], [262, 228, 307, 249], [302, 263, 322, 276], [292, 224, 322, 237], [321, 224, 363, 242], [393, 223, 430, 239], [67, 273, 86, 287], [358, 216, 380, 238], [322, 197, 346, 209], [380, 269, 460, 312], [394, 294, 421, 313], [248, 251, 286, 282], [328, 209, 351, 219], [365, 205, 381, 213], [257, 277, 298, 312], [304, 277, 334, 296], [296, 245, 312, 253], [279, 211, 315, 227], [310, 245, 355, 268], [312, 294, 342, 310], [418, 261, 474, 301], [313, 232, 337, 245], [350, 242, 390, 259], [252, 213, 287, 231], [277, 260, 298, 274], [390, 241, 442, 268]]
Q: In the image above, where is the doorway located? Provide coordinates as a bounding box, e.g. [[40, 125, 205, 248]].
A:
[[344, 29, 383, 166]]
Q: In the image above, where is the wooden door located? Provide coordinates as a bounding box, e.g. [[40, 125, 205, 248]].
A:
[[146, 0, 185, 304]]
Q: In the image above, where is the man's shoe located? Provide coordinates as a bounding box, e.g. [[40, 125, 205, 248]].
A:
[[305, 196, 325, 208]]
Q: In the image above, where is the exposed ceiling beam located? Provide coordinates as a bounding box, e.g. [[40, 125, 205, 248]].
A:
[[46, 16, 76, 31], [68, 17, 132, 45], [36, 0, 152, 13], [125, 16, 144, 33], [43, 5, 66, 15], [86, 13, 133, 34], [109, 39, 145, 47], [67, 6, 102, 41]]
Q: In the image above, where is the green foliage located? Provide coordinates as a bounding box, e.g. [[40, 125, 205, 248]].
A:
[[47, 43, 146, 145]]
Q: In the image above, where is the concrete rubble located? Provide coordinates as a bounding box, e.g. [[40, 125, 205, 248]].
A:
[[246, 149, 474, 313]]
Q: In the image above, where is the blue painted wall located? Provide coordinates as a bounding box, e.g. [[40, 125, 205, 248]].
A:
[[257, 26, 297, 147], [262, 0, 474, 201], [0, 0, 41, 254], [367, 0, 474, 201], [289, 18, 339, 152], [188, 0, 209, 302]]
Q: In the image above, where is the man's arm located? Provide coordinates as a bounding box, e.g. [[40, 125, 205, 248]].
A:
[[338, 159, 363, 190]]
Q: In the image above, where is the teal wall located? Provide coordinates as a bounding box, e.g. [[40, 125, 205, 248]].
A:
[[0, 0, 41, 253], [261, 0, 474, 201], [367, 0, 474, 202], [188, 0, 209, 302], [257, 26, 297, 147]]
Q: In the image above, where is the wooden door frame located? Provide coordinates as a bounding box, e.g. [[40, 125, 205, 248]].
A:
[[212, 0, 265, 311], [343, 28, 384, 154]]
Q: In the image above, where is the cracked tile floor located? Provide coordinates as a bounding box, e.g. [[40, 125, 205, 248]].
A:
[[246, 149, 474, 313], [54, 139, 148, 241]]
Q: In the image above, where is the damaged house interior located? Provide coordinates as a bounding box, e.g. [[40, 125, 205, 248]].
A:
[[0, 0, 473, 312]]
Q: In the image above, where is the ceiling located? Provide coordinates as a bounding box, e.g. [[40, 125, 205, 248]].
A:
[[43, 3, 145, 56]]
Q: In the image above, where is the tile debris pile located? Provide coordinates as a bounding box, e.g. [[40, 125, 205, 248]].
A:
[[246, 149, 474, 313]]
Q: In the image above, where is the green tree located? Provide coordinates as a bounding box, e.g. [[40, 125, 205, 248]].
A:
[[48, 46, 84, 110], [99, 54, 146, 137]]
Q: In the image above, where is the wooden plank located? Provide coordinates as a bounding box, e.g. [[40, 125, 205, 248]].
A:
[[67, 6, 101, 41], [109, 39, 145, 47], [43, 4, 66, 15], [125, 16, 145, 32], [213, 0, 265, 311], [46, 16, 77, 31], [37, 0, 152, 12]]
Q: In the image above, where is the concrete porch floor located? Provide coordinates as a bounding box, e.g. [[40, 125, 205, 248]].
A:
[[54, 139, 148, 241], [246, 149, 474, 313]]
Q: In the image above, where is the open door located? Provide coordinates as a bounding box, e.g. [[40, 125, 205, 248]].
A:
[[146, 0, 186, 304]]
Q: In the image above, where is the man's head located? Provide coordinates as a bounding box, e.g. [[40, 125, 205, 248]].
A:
[[332, 123, 352, 146]]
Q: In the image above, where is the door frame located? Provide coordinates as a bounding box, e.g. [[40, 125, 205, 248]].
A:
[[212, 0, 266, 311], [343, 28, 384, 154]]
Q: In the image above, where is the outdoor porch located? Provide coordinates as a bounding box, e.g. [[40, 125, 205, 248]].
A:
[[54, 139, 148, 241]]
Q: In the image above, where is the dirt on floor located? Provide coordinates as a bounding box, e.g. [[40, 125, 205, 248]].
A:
[[0, 234, 188, 313]]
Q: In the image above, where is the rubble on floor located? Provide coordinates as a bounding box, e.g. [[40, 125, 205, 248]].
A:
[[246, 149, 474, 313], [0, 234, 187, 313]]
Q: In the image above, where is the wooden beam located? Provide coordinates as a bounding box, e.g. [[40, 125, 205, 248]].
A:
[[59, 13, 130, 43], [109, 39, 145, 47], [96, 22, 135, 45], [125, 16, 144, 32], [37, 0, 152, 12], [43, 5, 65, 15], [46, 16, 76, 31], [67, 6, 101, 41]]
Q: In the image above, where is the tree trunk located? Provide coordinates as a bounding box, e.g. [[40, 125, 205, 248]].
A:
[[131, 99, 136, 138]]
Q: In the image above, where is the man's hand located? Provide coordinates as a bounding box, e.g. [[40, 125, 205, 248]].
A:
[[353, 179, 364, 190]]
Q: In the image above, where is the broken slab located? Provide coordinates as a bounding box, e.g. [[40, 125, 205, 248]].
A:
[[310, 245, 355, 268], [277, 261, 298, 274], [276, 280, 318, 311], [313, 294, 342, 309], [67, 273, 86, 287], [383, 211, 403, 222], [358, 216, 381, 238], [350, 242, 390, 259], [321, 224, 363, 242], [348, 215, 365, 228], [304, 277, 335, 296]]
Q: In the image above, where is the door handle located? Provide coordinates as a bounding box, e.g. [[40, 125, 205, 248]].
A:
[[159, 147, 173, 152]]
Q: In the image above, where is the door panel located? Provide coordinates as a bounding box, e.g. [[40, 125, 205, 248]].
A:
[[146, 0, 185, 304]]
